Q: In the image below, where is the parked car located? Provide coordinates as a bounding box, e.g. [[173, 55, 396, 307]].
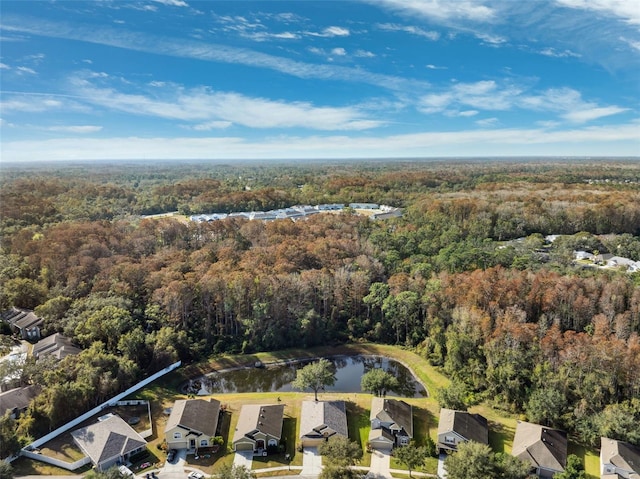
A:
[[188, 472, 204, 479], [167, 449, 176, 462]]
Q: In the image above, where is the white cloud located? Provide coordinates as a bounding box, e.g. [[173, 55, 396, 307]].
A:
[[475, 117, 499, 127], [562, 106, 629, 123], [373, 0, 495, 22], [475, 32, 507, 45], [151, 0, 189, 7], [458, 110, 479, 117], [426, 64, 447, 70], [539, 47, 581, 58], [331, 48, 347, 56], [354, 50, 376, 58], [0, 63, 10, 69], [68, 73, 384, 131], [418, 81, 627, 124], [3, 122, 638, 162], [45, 125, 103, 133], [377, 23, 440, 40], [1, 96, 63, 113], [555, 0, 640, 25], [189, 121, 233, 131], [619, 36, 640, 52], [322, 26, 350, 37], [16, 66, 36, 75]]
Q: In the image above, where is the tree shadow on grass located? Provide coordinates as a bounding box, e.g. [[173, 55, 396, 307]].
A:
[[488, 420, 514, 454]]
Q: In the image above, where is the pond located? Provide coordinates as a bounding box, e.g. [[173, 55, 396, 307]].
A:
[[185, 355, 426, 398]]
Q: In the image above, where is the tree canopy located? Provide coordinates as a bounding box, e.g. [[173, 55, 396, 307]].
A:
[[291, 359, 336, 401], [360, 368, 399, 397]]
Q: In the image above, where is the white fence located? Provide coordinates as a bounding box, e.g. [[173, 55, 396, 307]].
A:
[[24, 361, 181, 454], [20, 450, 91, 471]]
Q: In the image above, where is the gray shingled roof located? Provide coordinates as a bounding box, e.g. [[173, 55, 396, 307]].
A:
[[32, 333, 82, 359], [512, 421, 567, 472], [233, 404, 284, 443], [299, 400, 348, 439], [370, 398, 413, 438], [601, 437, 640, 474], [166, 399, 221, 437], [438, 408, 489, 444], [71, 415, 146, 467], [0, 385, 41, 414]]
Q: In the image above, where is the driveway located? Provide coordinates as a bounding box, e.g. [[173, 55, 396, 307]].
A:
[[367, 449, 391, 479], [437, 452, 447, 478], [233, 450, 253, 469], [301, 447, 322, 475]]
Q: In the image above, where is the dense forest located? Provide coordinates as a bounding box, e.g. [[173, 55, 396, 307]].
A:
[[1, 158, 639, 450]]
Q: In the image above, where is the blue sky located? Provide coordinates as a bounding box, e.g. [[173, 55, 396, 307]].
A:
[[1, 0, 639, 161]]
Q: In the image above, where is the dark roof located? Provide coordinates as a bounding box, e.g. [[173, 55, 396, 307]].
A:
[[166, 399, 221, 437], [371, 398, 413, 438], [513, 421, 567, 472], [233, 404, 284, 443], [438, 408, 489, 444], [0, 385, 41, 414], [71, 415, 146, 467], [2, 308, 42, 330]]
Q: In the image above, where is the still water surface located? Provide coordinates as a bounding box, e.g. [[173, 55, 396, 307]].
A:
[[190, 355, 426, 397]]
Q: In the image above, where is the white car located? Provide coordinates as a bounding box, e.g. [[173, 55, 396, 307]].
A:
[[188, 472, 204, 479]]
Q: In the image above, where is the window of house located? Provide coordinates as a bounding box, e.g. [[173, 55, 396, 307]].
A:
[[174, 432, 182, 439], [444, 436, 456, 444], [200, 440, 208, 447], [268, 439, 278, 447]]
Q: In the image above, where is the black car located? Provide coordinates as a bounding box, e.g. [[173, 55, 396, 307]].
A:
[[167, 449, 176, 462]]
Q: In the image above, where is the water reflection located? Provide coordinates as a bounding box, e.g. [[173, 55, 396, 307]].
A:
[[188, 355, 426, 397]]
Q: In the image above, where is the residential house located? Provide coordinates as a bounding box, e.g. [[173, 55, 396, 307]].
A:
[[233, 404, 284, 454], [165, 398, 221, 451], [600, 437, 640, 479], [368, 397, 413, 450], [437, 408, 489, 452], [0, 384, 41, 419], [71, 414, 146, 471], [512, 421, 567, 478], [32, 333, 82, 360], [1, 308, 43, 341], [299, 400, 348, 447]]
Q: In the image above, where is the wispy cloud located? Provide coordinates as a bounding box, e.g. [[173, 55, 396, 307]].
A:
[[44, 125, 103, 133], [426, 64, 447, 70], [474, 32, 507, 45], [373, 0, 495, 22], [555, 0, 640, 25], [539, 47, 581, 58], [0, 14, 426, 93], [619, 36, 640, 52], [16, 66, 37, 75], [151, 0, 189, 7], [377, 23, 440, 41], [0, 63, 10, 69], [476, 117, 499, 127], [418, 80, 628, 123], [67, 72, 385, 131]]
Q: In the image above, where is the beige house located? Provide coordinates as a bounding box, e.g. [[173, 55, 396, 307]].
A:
[[233, 404, 284, 454], [600, 437, 640, 479], [437, 408, 488, 452], [512, 421, 567, 478], [300, 400, 348, 447], [71, 414, 146, 471], [165, 399, 221, 451], [368, 397, 413, 450]]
